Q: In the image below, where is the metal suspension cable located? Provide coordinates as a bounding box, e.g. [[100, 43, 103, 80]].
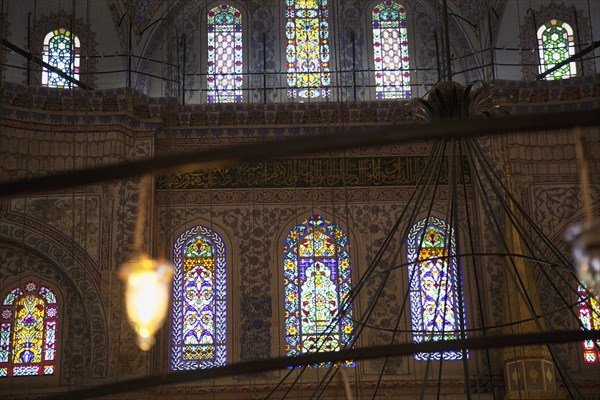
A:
[[369, 140, 449, 399], [459, 138, 498, 400], [467, 138, 585, 313], [464, 139, 583, 400]]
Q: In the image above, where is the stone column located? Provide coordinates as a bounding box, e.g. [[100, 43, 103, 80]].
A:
[[501, 168, 561, 400]]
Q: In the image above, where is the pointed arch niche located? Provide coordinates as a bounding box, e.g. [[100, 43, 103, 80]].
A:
[[371, 0, 411, 99], [536, 19, 576, 80], [42, 28, 81, 88], [285, 0, 331, 99], [0, 281, 59, 377], [577, 284, 600, 364], [406, 216, 467, 361], [282, 214, 354, 366], [207, 3, 244, 103], [170, 224, 227, 371]]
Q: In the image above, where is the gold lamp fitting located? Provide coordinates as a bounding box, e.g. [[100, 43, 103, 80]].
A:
[[119, 253, 173, 351]]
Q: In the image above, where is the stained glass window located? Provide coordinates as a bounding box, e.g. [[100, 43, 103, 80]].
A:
[[372, 1, 410, 99], [283, 214, 354, 367], [207, 4, 243, 103], [170, 225, 226, 370], [577, 284, 600, 364], [42, 28, 81, 88], [407, 217, 467, 361], [286, 0, 330, 99], [0, 281, 58, 378], [537, 19, 576, 80]]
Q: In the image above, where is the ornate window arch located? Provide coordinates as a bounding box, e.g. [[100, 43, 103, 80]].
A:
[[520, 4, 592, 80], [207, 3, 243, 103], [536, 19, 576, 80], [0, 281, 58, 377], [406, 216, 467, 361], [283, 214, 354, 366], [285, 0, 331, 99], [170, 225, 227, 370], [577, 284, 600, 364], [42, 28, 81, 88], [27, 10, 97, 88], [371, 0, 410, 99]]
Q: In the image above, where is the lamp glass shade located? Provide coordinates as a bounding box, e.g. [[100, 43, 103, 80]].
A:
[[567, 221, 600, 297], [119, 253, 173, 351]]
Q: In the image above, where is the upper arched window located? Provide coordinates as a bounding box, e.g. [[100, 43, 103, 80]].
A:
[[283, 214, 354, 366], [407, 217, 467, 361], [207, 4, 243, 103], [577, 284, 600, 364], [537, 19, 576, 80], [286, 0, 330, 99], [372, 1, 410, 99], [42, 28, 80, 88], [170, 225, 227, 370], [0, 281, 58, 377]]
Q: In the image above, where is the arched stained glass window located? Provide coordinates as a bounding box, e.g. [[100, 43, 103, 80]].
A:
[[170, 226, 226, 370], [286, 0, 330, 99], [283, 214, 354, 366], [577, 284, 600, 364], [207, 4, 243, 103], [0, 281, 58, 377], [42, 28, 80, 88], [372, 1, 410, 99], [537, 19, 576, 80], [407, 217, 467, 361]]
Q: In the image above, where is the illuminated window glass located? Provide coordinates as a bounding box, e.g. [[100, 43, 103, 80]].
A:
[[286, 0, 330, 99], [407, 217, 467, 361], [577, 284, 600, 364], [207, 4, 243, 103], [42, 28, 80, 88], [537, 19, 576, 80], [0, 281, 58, 378], [283, 214, 354, 367], [170, 226, 226, 370], [372, 1, 410, 99]]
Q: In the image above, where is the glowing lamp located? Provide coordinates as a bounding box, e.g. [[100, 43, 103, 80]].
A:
[[568, 221, 600, 297], [119, 253, 173, 351]]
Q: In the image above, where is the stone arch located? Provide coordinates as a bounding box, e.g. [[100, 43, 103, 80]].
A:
[[25, 8, 98, 88], [0, 220, 108, 379]]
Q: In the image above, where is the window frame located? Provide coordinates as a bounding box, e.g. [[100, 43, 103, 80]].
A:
[[406, 216, 468, 361], [282, 214, 355, 367], [169, 224, 228, 371], [0, 280, 60, 378]]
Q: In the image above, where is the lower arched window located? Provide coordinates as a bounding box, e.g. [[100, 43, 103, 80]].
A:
[[0, 281, 58, 377], [577, 284, 600, 363], [407, 217, 467, 361], [170, 225, 227, 370], [283, 214, 354, 367]]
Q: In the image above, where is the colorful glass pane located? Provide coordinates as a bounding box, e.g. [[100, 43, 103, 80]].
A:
[[207, 4, 243, 103], [407, 217, 467, 361], [372, 1, 410, 99], [170, 226, 226, 370], [0, 282, 58, 377], [577, 284, 600, 363], [537, 19, 576, 80], [284, 214, 354, 367], [42, 28, 81, 88], [286, 0, 330, 98]]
